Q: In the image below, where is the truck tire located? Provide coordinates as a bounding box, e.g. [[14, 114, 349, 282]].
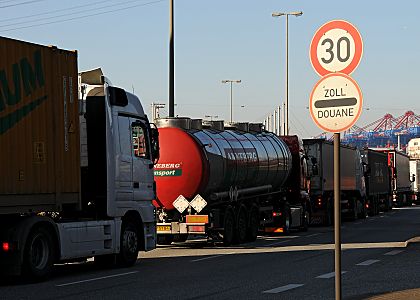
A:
[[246, 207, 259, 242], [283, 205, 291, 235], [117, 219, 139, 267], [223, 208, 235, 246], [22, 227, 55, 280], [300, 209, 309, 232], [235, 206, 248, 244]]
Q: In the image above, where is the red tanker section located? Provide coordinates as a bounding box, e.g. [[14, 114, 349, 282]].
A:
[[154, 127, 207, 210], [155, 118, 293, 212]]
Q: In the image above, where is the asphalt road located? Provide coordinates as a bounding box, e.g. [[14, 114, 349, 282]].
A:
[[2, 206, 420, 300]]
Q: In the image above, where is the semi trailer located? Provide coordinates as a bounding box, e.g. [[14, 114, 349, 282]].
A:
[[371, 148, 412, 207], [303, 139, 366, 225], [0, 37, 159, 279], [361, 148, 392, 214], [154, 118, 310, 245]]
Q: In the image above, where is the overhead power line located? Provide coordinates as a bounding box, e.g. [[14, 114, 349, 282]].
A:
[[0, 0, 46, 9], [0, 0, 154, 28], [0, 0, 115, 23], [1, 0, 165, 32]]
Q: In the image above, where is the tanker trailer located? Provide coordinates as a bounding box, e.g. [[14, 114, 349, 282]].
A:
[[154, 118, 310, 246]]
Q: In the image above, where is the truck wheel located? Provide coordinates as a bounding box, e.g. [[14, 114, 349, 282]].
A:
[[23, 227, 55, 280], [117, 219, 139, 267], [283, 206, 291, 235], [301, 210, 309, 232], [223, 208, 235, 246], [246, 207, 259, 242], [235, 206, 248, 244]]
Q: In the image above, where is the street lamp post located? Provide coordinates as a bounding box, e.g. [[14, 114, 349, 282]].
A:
[[222, 79, 241, 123], [272, 11, 303, 135], [169, 0, 175, 117]]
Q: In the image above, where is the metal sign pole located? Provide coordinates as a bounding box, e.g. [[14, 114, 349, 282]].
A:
[[334, 132, 342, 300]]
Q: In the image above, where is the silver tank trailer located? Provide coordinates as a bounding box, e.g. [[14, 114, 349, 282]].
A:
[[156, 117, 293, 198]]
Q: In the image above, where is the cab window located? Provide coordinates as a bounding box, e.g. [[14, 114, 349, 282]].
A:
[[132, 122, 149, 159]]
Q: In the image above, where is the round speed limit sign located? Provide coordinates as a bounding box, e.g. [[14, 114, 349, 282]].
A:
[[310, 20, 363, 76]]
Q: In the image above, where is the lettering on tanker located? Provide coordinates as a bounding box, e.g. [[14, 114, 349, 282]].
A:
[[154, 162, 183, 177]]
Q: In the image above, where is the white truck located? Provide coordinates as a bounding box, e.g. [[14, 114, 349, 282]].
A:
[[410, 160, 420, 204], [0, 37, 159, 279]]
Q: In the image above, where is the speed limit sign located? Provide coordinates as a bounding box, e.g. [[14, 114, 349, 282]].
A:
[[310, 20, 363, 76]]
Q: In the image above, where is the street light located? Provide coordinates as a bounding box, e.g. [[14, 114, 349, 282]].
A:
[[222, 79, 241, 123], [272, 11, 303, 135]]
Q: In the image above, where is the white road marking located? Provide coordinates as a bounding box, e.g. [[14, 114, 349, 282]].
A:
[[384, 250, 404, 256], [266, 240, 291, 247], [356, 259, 380, 266], [262, 283, 304, 294], [56, 271, 139, 287], [316, 271, 347, 279], [190, 254, 231, 262], [306, 233, 323, 237]]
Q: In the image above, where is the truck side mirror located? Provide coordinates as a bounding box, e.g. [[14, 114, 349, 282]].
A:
[[411, 174, 416, 183], [150, 127, 160, 164]]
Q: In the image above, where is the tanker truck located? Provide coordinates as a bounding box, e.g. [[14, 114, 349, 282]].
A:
[[154, 118, 310, 246], [0, 37, 159, 279]]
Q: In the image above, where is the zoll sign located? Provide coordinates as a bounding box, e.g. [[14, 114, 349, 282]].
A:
[[309, 73, 362, 132], [310, 20, 363, 76]]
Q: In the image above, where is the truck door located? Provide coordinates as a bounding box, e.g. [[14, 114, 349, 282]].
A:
[[131, 118, 155, 201], [116, 116, 133, 201]]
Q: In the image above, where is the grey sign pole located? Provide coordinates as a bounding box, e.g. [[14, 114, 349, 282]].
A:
[[334, 132, 342, 300]]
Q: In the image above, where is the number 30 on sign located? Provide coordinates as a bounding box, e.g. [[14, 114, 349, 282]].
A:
[[310, 20, 363, 76]]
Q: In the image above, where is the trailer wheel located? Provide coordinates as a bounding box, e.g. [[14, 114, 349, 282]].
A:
[[246, 207, 259, 242], [117, 218, 139, 267], [23, 227, 55, 280], [235, 206, 248, 244], [223, 208, 235, 246], [301, 209, 309, 232], [283, 205, 291, 235]]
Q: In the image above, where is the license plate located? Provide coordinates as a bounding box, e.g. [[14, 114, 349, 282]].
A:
[[157, 225, 171, 232]]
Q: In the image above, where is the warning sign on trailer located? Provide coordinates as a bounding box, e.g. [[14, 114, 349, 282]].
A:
[[309, 73, 362, 133]]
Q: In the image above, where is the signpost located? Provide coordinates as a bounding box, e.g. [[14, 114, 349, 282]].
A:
[[309, 20, 363, 300]]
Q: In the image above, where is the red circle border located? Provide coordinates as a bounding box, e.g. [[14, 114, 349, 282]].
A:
[[310, 20, 363, 77]]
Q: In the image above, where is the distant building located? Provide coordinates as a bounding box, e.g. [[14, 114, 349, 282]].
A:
[[407, 138, 420, 159]]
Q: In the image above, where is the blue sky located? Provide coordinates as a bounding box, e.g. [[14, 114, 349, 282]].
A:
[[2, 0, 419, 137]]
